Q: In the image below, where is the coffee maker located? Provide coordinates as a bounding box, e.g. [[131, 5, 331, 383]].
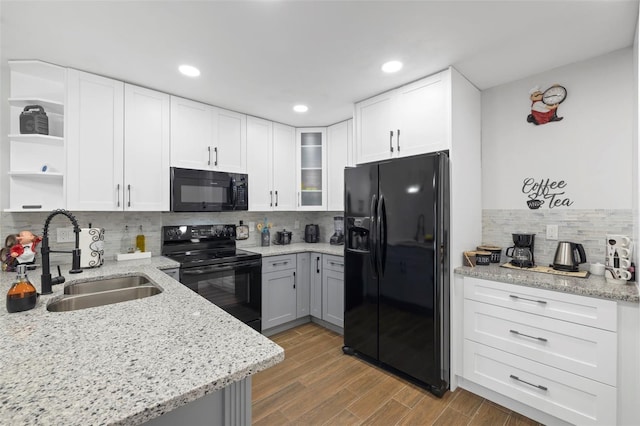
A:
[[330, 216, 344, 245], [505, 233, 535, 268]]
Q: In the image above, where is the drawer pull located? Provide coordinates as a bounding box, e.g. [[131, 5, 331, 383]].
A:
[[509, 329, 548, 342], [509, 294, 547, 304], [509, 374, 548, 391], [271, 261, 289, 266], [329, 261, 343, 267]]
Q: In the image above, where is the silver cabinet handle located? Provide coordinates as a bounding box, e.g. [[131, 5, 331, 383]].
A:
[[509, 374, 548, 391], [329, 261, 343, 267], [214, 146, 218, 166], [271, 261, 289, 267], [509, 294, 547, 304], [275, 190, 279, 207], [207, 146, 212, 166], [509, 329, 548, 342], [270, 190, 273, 207], [389, 130, 394, 153], [116, 184, 121, 207], [127, 184, 131, 207], [298, 192, 301, 207], [397, 129, 400, 151]]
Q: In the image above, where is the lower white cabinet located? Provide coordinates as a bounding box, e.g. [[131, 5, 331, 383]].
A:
[[322, 255, 344, 328], [262, 255, 297, 330], [461, 277, 618, 425]]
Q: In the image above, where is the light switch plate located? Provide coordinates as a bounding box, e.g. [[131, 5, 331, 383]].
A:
[[546, 224, 558, 240], [294, 220, 300, 229], [57, 227, 75, 243], [248, 222, 255, 232]]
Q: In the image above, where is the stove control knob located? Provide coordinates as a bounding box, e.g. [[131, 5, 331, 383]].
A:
[[226, 227, 235, 237]]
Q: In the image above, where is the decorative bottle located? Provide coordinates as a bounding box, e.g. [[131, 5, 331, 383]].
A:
[[6, 264, 38, 313], [136, 225, 146, 252], [121, 225, 133, 254]]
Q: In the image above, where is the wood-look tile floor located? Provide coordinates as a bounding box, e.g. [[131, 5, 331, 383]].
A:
[[252, 323, 543, 426]]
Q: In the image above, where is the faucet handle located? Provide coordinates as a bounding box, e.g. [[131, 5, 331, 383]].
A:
[[51, 265, 66, 286]]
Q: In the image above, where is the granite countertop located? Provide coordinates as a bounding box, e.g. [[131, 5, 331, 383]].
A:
[[243, 242, 344, 257], [0, 257, 284, 425], [455, 263, 639, 303]]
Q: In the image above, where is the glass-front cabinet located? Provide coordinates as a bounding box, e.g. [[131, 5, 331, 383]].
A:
[[296, 128, 327, 210]]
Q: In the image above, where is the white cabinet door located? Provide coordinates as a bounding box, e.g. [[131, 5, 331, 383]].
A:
[[327, 120, 350, 211], [66, 69, 124, 211], [213, 107, 246, 173], [310, 253, 322, 319], [355, 91, 394, 164], [247, 116, 273, 211], [296, 127, 327, 211], [272, 123, 297, 211], [395, 72, 449, 156], [123, 84, 170, 211], [170, 96, 213, 170], [296, 253, 310, 318], [262, 269, 297, 330]]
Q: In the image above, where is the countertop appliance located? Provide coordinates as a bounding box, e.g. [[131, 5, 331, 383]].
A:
[[330, 216, 344, 245], [170, 167, 248, 212], [506, 233, 535, 268], [161, 224, 262, 331], [552, 241, 587, 272], [274, 229, 292, 245], [304, 224, 319, 243], [343, 152, 450, 397]]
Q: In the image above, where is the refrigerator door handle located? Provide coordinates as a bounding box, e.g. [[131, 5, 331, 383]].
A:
[[370, 194, 378, 276], [377, 194, 387, 276]]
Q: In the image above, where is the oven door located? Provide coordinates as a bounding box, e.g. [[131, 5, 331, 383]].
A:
[[171, 167, 246, 212], [180, 258, 262, 331]]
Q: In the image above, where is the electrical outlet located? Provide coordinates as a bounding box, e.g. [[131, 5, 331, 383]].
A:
[[294, 220, 300, 229], [57, 227, 75, 243], [248, 222, 255, 231], [546, 224, 558, 240]]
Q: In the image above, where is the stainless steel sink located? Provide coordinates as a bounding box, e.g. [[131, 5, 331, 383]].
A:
[[64, 275, 151, 295], [48, 285, 162, 312]]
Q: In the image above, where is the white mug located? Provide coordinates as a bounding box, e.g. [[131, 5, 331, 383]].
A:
[[607, 245, 630, 258], [607, 234, 631, 248], [605, 257, 631, 269], [589, 262, 605, 276], [606, 267, 632, 281]]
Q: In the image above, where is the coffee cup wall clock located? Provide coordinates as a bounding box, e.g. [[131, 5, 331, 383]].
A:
[[526, 84, 567, 125]]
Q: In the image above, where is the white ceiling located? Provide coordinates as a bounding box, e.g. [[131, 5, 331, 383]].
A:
[[1, 1, 638, 127]]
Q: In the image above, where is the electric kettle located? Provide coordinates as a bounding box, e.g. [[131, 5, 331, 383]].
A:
[[552, 241, 587, 272]]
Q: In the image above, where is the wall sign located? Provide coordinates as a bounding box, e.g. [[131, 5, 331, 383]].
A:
[[526, 84, 567, 125], [522, 177, 574, 209]]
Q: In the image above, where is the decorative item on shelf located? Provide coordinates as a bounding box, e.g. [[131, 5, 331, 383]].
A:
[[19, 105, 49, 135], [1, 231, 42, 272]]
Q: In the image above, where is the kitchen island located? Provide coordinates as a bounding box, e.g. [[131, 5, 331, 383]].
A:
[[0, 257, 284, 425]]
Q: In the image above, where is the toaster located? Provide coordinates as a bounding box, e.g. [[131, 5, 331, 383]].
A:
[[304, 224, 319, 243]]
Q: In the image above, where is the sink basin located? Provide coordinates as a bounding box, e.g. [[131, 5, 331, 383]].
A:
[[48, 285, 162, 312], [64, 275, 151, 295]]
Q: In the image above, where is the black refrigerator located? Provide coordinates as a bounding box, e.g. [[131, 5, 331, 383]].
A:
[[342, 151, 450, 397]]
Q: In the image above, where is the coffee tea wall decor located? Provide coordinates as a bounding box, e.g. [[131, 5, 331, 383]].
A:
[[522, 177, 574, 209], [526, 84, 567, 125]]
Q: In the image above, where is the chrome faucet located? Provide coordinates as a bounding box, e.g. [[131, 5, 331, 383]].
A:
[[40, 209, 83, 295]]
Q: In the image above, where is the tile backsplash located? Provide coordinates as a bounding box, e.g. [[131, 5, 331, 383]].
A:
[[482, 209, 634, 267], [0, 211, 343, 265]]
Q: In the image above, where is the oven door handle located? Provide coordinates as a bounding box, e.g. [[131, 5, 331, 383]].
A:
[[182, 260, 260, 275]]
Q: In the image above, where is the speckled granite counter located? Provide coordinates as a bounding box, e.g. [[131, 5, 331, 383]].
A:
[[0, 257, 284, 425], [455, 264, 639, 303], [243, 242, 344, 257]]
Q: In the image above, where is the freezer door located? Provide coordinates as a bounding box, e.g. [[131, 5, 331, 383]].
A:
[[344, 164, 378, 360], [377, 153, 448, 391]]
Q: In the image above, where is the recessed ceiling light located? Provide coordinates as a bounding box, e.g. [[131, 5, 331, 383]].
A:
[[381, 60, 403, 73], [293, 104, 308, 113], [179, 64, 200, 77]]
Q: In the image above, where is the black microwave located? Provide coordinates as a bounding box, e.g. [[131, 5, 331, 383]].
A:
[[170, 167, 248, 212]]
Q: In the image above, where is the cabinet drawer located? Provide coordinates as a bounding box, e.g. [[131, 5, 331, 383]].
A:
[[323, 254, 344, 273], [463, 340, 616, 426], [464, 299, 617, 386], [262, 254, 296, 273], [464, 277, 617, 331]]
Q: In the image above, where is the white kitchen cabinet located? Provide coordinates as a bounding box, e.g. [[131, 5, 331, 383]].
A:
[[262, 255, 297, 330], [7, 60, 67, 211], [296, 128, 327, 210], [66, 69, 124, 211], [310, 253, 322, 319], [296, 253, 310, 318], [246, 118, 296, 211], [123, 84, 170, 211], [459, 277, 618, 425], [170, 96, 247, 173], [354, 70, 449, 164], [321, 255, 344, 328], [327, 119, 351, 211]]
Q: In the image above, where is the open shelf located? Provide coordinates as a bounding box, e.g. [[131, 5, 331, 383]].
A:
[[8, 134, 64, 144], [8, 171, 64, 179], [9, 97, 64, 115]]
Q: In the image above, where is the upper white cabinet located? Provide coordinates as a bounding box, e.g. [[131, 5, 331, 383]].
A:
[[170, 96, 246, 173], [123, 84, 170, 211], [7, 61, 67, 211], [66, 70, 170, 211], [327, 119, 351, 211], [66, 69, 124, 211], [355, 70, 449, 164], [247, 118, 296, 211], [296, 128, 327, 210]]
